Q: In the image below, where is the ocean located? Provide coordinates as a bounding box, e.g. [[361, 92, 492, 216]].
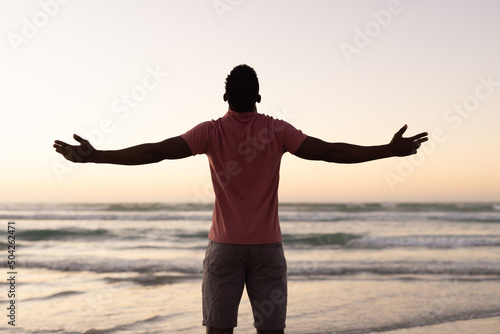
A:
[[1, 202, 500, 333]]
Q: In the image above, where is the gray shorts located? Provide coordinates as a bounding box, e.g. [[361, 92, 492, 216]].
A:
[[202, 240, 287, 331]]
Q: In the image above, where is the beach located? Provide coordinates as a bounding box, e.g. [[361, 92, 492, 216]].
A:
[[1, 202, 499, 333]]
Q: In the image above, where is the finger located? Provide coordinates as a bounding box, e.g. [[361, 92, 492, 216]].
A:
[[53, 142, 65, 151], [54, 145, 70, 155], [395, 124, 408, 137], [54, 140, 70, 147], [409, 132, 428, 141], [73, 134, 88, 144], [415, 137, 428, 144], [52, 143, 79, 162], [54, 143, 71, 156]]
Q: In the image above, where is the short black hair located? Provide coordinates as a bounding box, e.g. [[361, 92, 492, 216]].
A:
[[225, 64, 259, 113]]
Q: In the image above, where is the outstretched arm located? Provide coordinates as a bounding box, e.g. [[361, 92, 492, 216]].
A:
[[53, 134, 192, 165], [294, 125, 428, 163]]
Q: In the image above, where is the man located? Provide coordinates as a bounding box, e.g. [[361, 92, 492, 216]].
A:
[[54, 64, 428, 334]]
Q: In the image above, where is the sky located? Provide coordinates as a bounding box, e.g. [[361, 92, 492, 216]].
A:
[[1, 0, 499, 204]]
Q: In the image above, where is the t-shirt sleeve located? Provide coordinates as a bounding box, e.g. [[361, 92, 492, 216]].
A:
[[181, 121, 213, 156], [275, 119, 307, 154]]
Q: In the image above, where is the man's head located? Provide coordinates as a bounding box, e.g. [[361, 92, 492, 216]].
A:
[[224, 64, 261, 113]]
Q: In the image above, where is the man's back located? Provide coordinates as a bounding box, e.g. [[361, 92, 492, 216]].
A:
[[181, 110, 306, 244]]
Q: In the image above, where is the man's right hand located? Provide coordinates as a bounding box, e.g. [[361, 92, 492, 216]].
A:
[[53, 134, 96, 163]]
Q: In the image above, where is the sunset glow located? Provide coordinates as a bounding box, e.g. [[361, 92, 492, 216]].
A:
[[1, 0, 499, 203]]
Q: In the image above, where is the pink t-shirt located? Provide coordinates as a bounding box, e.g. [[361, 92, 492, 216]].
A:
[[181, 110, 307, 244]]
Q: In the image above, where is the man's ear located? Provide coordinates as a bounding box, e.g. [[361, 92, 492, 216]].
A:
[[223, 93, 228, 102], [256, 94, 261, 103]]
